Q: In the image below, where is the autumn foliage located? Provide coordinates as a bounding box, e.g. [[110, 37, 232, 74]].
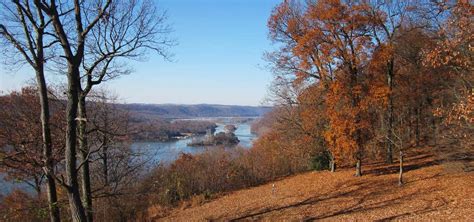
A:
[[266, 0, 473, 175], [0, 0, 472, 221], [0, 88, 65, 195]]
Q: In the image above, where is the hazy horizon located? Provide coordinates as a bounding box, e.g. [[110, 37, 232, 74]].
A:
[[124, 102, 272, 107], [0, 0, 280, 106]]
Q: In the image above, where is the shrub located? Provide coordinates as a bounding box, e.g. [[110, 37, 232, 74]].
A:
[[0, 190, 46, 221], [139, 129, 321, 216], [310, 151, 331, 171]]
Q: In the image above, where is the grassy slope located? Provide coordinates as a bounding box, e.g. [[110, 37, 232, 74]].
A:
[[153, 151, 474, 221]]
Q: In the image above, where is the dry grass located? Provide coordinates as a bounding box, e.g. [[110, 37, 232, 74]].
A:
[[150, 151, 474, 221]]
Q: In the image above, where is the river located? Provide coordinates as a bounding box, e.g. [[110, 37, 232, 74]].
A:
[[0, 118, 257, 195], [132, 121, 256, 164]]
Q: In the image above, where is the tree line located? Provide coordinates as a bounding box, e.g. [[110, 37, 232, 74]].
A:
[[263, 0, 472, 181]]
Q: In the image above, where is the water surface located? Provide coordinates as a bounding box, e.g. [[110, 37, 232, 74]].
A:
[[132, 122, 256, 164]]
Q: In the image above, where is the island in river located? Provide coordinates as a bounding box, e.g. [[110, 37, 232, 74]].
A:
[[132, 118, 257, 164], [187, 124, 240, 146]]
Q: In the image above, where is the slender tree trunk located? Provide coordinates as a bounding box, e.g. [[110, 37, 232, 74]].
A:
[[102, 135, 108, 185], [408, 109, 413, 142], [386, 59, 394, 164], [433, 117, 439, 146], [433, 118, 438, 146], [399, 150, 404, 186], [101, 105, 109, 185], [65, 66, 87, 222], [78, 96, 93, 222], [33, 178, 41, 198], [34, 24, 60, 222], [329, 153, 336, 172], [415, 106, 421, 146], [349, 65, 363, 178], [355, 158, 362, 177], [36, 66, 61, 222]]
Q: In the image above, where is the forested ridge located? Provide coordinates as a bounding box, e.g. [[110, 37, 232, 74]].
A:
[[122, 103, 271, 119]]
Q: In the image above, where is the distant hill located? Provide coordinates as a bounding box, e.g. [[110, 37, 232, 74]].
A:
[[120, 103, 272, 119]]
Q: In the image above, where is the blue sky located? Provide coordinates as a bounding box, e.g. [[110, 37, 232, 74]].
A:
[[0, 0, 280, 106]]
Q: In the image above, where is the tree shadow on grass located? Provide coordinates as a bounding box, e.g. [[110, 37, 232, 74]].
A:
[[224, 188, 361, 221], [223, 178, 441, 221], [302, 188, 441, 221], [373, 206, 439, 222], [364, 157, 440, 176], [204, 152, 451, 221], [368, 153, 434, 168]]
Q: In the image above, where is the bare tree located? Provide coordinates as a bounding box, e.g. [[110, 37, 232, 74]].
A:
[[387, 112, 411, 186], [26, 0, 173, 221], [83, 90, 152, 221], [75, 0, 173, 220], [0, 2, 61, 221]]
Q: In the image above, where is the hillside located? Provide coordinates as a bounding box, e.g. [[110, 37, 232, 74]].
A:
[[121, 103, 272, 119], [153, 152, 474, 221]]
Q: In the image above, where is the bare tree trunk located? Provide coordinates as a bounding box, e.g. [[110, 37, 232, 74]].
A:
[[47, 3, 87, 219], [65, 66, 87, 222], [415, 107, 420, 146], [329, 153, 336, 172], [101, 102, 109, 185], [349, 65, 363, 178], [78, 96, 93, 222], [355, 158, 362, 177], [386, 59, 394, 164], [37, 70, 61, 222], [408, 110, 413, 142], [33, 176, 42, 199], [102, 134, 108, 185], [433, 118, 438, 146], [1, 3, 61, 219], [399, 150, 404, 186]]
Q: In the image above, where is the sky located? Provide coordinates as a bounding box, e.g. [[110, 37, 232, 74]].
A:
[[0, 0, 280, 106]]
